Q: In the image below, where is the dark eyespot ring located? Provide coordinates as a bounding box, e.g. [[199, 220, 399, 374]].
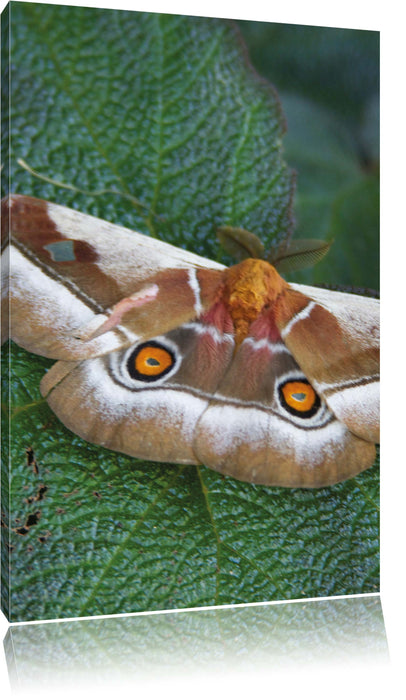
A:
[[126, 341, 176, 382], [278, 378, 321, 418]]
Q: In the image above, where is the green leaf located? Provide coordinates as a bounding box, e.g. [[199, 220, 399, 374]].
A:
[[2, 5, 379, 622], [4, 4, 293, 252]]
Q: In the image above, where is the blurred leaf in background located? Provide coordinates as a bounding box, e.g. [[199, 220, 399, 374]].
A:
[[1, 4, 379, 622], [239, 21, 379, 288]]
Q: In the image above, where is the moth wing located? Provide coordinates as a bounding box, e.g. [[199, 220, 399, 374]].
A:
[[276, 283, 380, 443], [192, 329, 376, 487], [40, 321, 235, 465], [39, 311, 376, 488], [2, 195, 224, 360]]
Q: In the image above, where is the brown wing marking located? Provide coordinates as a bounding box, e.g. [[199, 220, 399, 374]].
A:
[[275, 287, 379, 443], [192, 329, 376, 487]]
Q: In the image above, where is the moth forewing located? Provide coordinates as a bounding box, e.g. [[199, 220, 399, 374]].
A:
[[2, 194, 225, 360], [282, 283, 380, 443]]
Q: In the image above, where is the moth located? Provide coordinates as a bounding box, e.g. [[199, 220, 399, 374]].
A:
[[1, 194, 379, 488]]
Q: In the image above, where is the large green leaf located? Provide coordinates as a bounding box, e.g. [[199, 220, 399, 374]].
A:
[[1, 4, 379, 622]]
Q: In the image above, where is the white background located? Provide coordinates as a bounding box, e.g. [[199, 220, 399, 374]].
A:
[[1, 1, 403, 698]]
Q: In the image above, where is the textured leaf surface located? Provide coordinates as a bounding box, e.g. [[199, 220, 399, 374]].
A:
[[2, 4, 379, 622]]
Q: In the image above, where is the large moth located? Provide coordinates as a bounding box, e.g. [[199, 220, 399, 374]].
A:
[[1, 194, 379, 488]]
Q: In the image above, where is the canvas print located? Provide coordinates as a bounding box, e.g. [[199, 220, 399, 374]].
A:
[[1, 2, 379, 622]]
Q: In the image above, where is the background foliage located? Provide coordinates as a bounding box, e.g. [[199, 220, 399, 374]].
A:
[[239, 21, 379, 289], [1, 3, 379, 622]]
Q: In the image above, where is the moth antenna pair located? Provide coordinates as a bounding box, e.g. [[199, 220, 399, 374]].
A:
[[216, 224, 332, 274]]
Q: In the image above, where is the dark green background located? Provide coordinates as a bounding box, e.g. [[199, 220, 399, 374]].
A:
[[240, 20, 379, 288], [1, 3, 379, 621]]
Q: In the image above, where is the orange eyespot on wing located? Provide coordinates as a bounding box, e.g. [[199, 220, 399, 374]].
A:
[[128, 342, 176, 381], [278, 379, 320, 418]]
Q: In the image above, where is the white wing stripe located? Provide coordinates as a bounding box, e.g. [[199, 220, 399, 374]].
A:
[[281, 301, 316, 338], [188, 268, 203, 316], [243, 337, 291, 354]]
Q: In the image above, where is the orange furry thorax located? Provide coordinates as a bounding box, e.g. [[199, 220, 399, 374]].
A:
[[222, 258, 288, 345]]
